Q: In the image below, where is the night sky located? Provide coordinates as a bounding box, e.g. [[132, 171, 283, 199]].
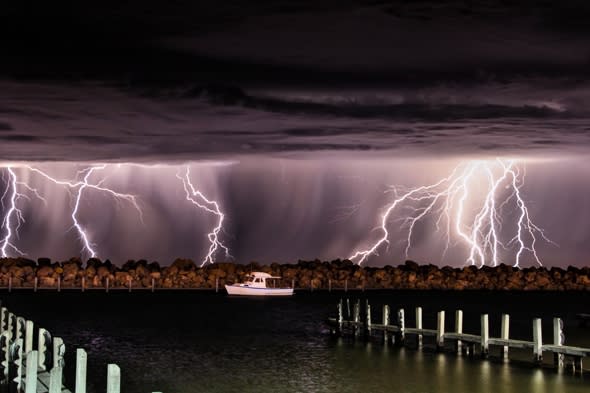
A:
[[1, 1, 590, 266]]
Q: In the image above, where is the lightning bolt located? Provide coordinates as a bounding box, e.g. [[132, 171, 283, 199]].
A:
[[177, 166, 231, 266], [350, 159, 555, 267], [1, 165, 142, 259]]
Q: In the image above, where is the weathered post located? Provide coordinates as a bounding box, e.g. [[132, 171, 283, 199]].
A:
[[38, 328, 50, 371], [532, 318, 543, 364], [382, 305, 390, 344], [128, 277, 132, 293], [291, 279, 295, 289], [353, 300, 361, 339], [396, 308, 405, 346], [8, 276, 12, 292], [57, 276, 61, 292], [501, 314, 510, 359], [24, 350, 38, 393], [365, 301, 372, 339], [75, 348, 87, 393], [107, 364, 121, 393], [53, 337, 65, 370], [416, 307, 423, 349], [0, 307, 6, 334], [151, 277, 155, 292], [436, 311, 445, 351], [11, 337, 24, 391], [16, 317, 25, 342], [0, 332, 10, 378], [81, 276, 85, 292], [215, 277, 219, 293], [455, 310, 463, 354], [7, 313, 15, 340], [481, 314, 489, 358], [25, 320, 34, 354], [48, 366, 62, 393], [337, 299, 343, 336], [344, 279, 348, 292], [553, 317, 564, 369], [328, 279, 332, 292], [106, 277, 110, 293], [34, 277, 38, 292]]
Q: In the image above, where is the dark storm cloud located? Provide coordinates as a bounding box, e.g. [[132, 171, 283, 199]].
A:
[[0, 122, 13, 131]]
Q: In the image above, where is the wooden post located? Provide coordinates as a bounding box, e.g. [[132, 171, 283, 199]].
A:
[[0, 307, 6, 334], [107, 364, 121, 393], [25, 320, 34, 354], [416, 307, 423, 348], [8, 313, 15, 339], [481, 314, 489, 358], [553, 317, 564, 369], [501, 314, 510, 359], [346, 298, 351, 319], [291, 279, 295, 289], [215, 277, 219, 293], [128, 277, 132, 293], [353, 300, 361, 339], [53, 337, 65, 369], [328, 279, 332, 292], [34, 277, 38, 292], [382, 305, 390, 344], [38, 328, 49, 371], [344, 279, 348, 292], [81, 276, 85, 292], [48, 366, 62, 393], [337, 299, 343, 336], [397, 308, 405, 346], [75, 348, 87, 393], [436, 311, 445, 351], [106, 277, 110, 293], [16, 316, 25, 342], [455, 310, 463, 354], [24, 350, 38, 393], [0, 332, 9, 379], [12, 337, 24, 391], [57, 276, 61, 292], [365, 301, 372, 338], [533, 318, 543, 364], [8, 276, 12, 292], [151, 277, 155, 292]]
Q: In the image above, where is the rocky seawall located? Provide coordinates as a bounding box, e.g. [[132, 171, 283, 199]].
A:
[[0, 258, 589, 291]]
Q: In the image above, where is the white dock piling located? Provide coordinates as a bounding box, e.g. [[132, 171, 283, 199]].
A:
[[481, 314, 489, 358], [75, 348, 87, 393], [107, 364, 121, 393], [24, 350, 38, 393], [501, 314, 510, 359], [13, 337, 23, 390], [38, 328, 48, 371], [365, 301, 372, 337], [353, 300, 361, 339], [25, 320, 33, 354], [397, 309, 405, 345], [53, 337, 64, 369], [455, 310, 463, 354], [0, 307, 6, 334], [436, 311, 445, 350], [382, 305, 390, 344], [533, 318, 543, 364], [553, 317, 565, 369], [416, 307, 423, 348], [48, 366, 62, 393], [16, 317, 25, 342], [337, 300, 343, 336]]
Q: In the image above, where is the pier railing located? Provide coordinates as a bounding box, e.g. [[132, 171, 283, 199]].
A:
[[328, 299, 590, 373], [0, 302, 126, 393]]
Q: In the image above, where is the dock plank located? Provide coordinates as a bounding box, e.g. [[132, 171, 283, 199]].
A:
[[444, 333, 481, 343]]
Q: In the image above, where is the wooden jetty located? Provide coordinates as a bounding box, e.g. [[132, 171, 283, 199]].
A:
[[0, 301, 131, 393], [328, 299, 590, 374]]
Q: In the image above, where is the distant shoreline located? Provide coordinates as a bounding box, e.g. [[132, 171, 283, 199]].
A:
[[0, 258, 589, 291]]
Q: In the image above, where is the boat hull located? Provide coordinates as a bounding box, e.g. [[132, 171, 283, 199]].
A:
[[225, 285, 294, 296]]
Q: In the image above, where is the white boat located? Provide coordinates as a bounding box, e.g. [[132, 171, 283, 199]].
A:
[[225, 272, 294, 296]]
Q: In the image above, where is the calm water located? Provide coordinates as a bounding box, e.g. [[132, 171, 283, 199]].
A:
[[3, 290, 590, 393]]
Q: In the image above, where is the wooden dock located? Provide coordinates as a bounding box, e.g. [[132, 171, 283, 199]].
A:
[[0, 301, 130, 393], [328, 299, 590, 373]]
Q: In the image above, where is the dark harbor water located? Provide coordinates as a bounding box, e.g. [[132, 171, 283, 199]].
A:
[[3, 290, 590, 393]]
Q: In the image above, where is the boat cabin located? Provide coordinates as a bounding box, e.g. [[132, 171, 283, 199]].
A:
[[242, 272, 282, 288]]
